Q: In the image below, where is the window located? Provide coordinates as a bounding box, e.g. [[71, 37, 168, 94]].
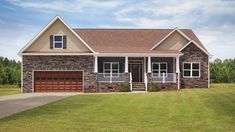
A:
[[183, 62, 200, 78], [103, 62, 119, 77], [152, 62, 167, 77], [53, 35, 63, 49]]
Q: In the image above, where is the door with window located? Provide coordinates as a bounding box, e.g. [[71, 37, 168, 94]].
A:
[[129, 61, 143, 82]]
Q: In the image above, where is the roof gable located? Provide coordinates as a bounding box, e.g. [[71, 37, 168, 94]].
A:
[[151, 28, 191, 50], [179, 40, 211, 56], [18, 16, 95, 55], [154, 30, 189, 50]]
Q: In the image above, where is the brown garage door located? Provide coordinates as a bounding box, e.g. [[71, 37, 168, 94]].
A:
[[34, 71, 83, 92]]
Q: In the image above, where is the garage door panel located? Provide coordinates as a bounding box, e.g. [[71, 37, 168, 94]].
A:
[[34, 71, 83, 92]]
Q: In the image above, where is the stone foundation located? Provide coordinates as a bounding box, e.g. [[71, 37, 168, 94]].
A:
[[157, 83, 177, 89], [97, 82, 125, 92]]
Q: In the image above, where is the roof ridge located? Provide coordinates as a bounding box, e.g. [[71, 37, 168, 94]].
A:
[[73, 28, 192, 30]]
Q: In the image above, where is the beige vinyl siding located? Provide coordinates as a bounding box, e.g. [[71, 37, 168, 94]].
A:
[[24, 20, 91, 53], [156, 31, 189, 50]]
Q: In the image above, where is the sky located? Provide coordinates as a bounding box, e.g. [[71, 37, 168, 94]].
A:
[[0, 0, 235, 61]]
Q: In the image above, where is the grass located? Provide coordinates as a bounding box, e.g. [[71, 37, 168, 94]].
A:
[[0, 83, 235, 132], [0, 85, 20, 96]]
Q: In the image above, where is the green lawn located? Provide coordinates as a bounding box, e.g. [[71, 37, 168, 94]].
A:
[[0, 84, 235, 132], [0, 85, 20, 96]]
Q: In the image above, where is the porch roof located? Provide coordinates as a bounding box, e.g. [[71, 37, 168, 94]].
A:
[[74, 29, 206, 54]]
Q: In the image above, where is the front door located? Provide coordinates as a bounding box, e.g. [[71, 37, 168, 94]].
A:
[[129, 63, 143, 82]]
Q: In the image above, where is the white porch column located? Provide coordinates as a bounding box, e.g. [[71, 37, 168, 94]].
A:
[[125, 56, 128, 73], [94, 56, 98, 73], [144, 57, 146, 73], [176, 56, 180, 73], [176, 56, 180, 89], [148, 56, 151, 73]]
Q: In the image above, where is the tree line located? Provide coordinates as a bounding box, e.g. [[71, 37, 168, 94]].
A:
[[0, 56, 234, 86], [0, 57, 21, 86], [210, 58, 235, 83]]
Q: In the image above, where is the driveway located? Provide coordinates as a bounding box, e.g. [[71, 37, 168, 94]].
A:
[[0, 93, 79, 119]]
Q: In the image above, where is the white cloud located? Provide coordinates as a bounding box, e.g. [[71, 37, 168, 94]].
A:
[[2, 0, 235, 60], [197, 24, 235, 60], [113, 0, 235, 60], [8, 0, 123, 12]]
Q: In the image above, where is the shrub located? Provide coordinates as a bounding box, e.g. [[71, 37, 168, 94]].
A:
[[149, 83, 160, 92], [119, 82, 130, 92]]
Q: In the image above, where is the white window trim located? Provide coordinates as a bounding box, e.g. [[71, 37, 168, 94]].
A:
[[183, 62, 200, 78], [53, 35, 63, 49], [152, 62, 168, 77], [103, 62, 119, 78]]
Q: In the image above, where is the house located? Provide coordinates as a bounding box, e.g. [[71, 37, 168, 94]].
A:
[[18, 16, 211, 93]]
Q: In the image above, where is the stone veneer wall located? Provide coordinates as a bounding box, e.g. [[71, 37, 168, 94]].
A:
[[97, 83, 124, 92], [180, 43, 209, 88], [22, 55, 97, 93]]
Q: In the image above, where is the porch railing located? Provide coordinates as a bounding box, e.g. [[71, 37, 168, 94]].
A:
[[97, 73, 125, 83], [152, 73, 176, 83]]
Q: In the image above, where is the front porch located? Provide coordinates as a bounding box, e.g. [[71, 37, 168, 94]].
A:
[[94, 56, 180, 91]]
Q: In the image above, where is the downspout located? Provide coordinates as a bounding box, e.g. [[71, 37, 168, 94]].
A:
[[21, 56, 23, 93], [176, 56, 180, 90]]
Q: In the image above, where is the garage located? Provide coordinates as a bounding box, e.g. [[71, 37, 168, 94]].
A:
[[34, 71, 83, 92]]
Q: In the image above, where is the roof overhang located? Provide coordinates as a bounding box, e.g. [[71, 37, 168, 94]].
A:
[[20, 52, 96, 56], [95, 53, 183, 57], [20, 52, 183, 57], [18, 16, 96, 56]]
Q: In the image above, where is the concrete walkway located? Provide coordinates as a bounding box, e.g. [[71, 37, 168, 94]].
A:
[[0, 93, 79, 119]]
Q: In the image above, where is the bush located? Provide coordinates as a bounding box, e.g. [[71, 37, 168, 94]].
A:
[[149, 83, 160, 92], [119, 82, 130, 92]]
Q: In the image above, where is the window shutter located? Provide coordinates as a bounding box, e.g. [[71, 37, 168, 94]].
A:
[[63, 35, 67, 49], [50, 35, 53, 49]]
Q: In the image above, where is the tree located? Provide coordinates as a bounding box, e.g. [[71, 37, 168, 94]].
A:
[[0, 56, 21, 85], [210, 58, 235, 83]]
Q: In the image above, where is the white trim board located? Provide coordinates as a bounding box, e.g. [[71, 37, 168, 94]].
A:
[[21, 57, 23, 93], [21, 53, 96, 56], [18, 16, 95, 56], [96, 53, 183, 57], [151, 27, 191, 50]]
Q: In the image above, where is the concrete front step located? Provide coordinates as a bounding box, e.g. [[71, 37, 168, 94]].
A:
[[132, 88, 146, 91], [132, 83, 146, 91]]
